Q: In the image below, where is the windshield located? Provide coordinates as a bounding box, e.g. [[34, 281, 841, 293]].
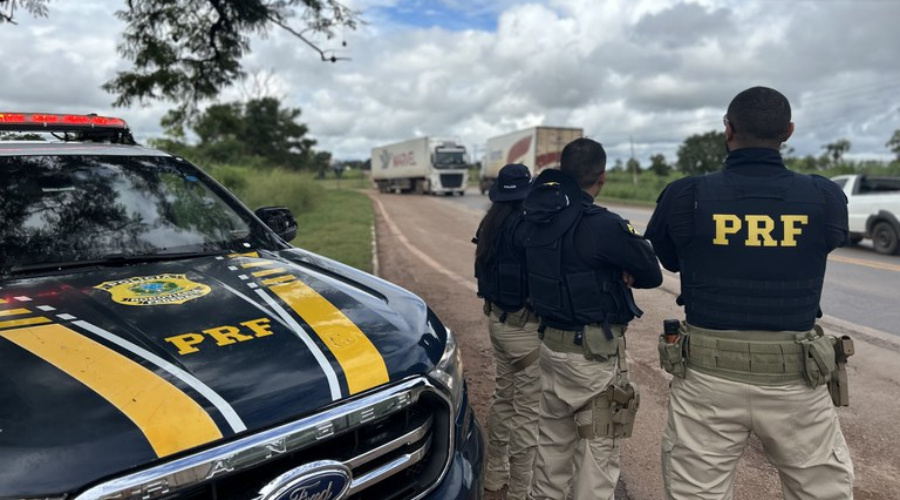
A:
[[0, 155, 269, 276], [434, 151, 466, 168]]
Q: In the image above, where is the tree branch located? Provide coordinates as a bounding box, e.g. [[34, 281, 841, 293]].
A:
[[266, 13, 349, 63]]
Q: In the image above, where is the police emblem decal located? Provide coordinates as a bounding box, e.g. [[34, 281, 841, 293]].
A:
[[95, 274, 212, 306], [257, 461, 352, 500]]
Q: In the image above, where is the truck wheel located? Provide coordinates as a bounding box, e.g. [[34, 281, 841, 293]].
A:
[[872, 221, 899, 255]]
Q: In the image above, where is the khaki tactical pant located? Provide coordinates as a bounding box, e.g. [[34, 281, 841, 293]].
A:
[[484, 309, 541, 499], [531, 343, 623, 500], [662, 369, 854, 500]]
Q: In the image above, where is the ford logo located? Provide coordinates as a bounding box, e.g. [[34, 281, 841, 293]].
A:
[[257, 460, 352, 500]]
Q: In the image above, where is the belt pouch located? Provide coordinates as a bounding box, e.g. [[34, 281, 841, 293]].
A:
[[504, 307, 530, 328], [797, 332, 836, 388], [583, 325, 619, 360], [658, 332, 687, 379]]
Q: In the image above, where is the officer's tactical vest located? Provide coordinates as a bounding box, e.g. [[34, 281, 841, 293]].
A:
[[681, 169, 828, 331], [475, 212, 528, 311], [526, 208, 632, 330]]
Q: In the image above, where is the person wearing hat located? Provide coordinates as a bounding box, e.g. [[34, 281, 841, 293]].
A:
[[523, 138, 662, 500], [474, 163, 541, 500]]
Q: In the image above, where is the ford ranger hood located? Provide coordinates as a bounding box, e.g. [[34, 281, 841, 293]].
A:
[[0, 250, 440, 496]]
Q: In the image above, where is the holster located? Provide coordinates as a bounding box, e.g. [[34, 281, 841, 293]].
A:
[[828, 335, 855, 407], [658, 325, 687, 379], [577, 381, 641, 440]]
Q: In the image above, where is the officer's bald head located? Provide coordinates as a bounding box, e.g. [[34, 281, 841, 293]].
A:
[[726, 87, 792, 146], [560, 137, 607, 189]]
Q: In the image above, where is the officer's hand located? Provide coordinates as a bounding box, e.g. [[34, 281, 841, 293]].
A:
[[622, 271, 634, 289]]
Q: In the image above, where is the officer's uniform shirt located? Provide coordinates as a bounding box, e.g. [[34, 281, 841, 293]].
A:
[[645, 148, 849, 331], [571, 191, 663, 291]]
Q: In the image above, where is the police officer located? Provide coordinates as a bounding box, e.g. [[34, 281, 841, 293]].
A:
[[523, 138, 662, 500], [645, 86, 854, 499], [475, 164, 541, 500]]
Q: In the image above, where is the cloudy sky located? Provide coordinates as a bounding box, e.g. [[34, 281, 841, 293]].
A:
[[1, 0, 899, 166]]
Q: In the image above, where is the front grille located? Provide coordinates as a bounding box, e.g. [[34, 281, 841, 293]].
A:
[[74, 378, 453, 500], [439, 173, 463, 188]]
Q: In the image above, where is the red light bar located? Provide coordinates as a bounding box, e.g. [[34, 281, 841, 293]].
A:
[[0, 113, 26, 123], [32, 114, 60, 123], [0, 112, 128, 129]]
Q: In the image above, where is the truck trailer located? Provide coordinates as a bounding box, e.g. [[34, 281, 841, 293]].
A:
[[480, 126, 584, 194], [372, 137, 469, 195]]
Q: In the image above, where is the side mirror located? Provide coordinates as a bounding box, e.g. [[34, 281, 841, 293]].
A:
[[255, 206, 298, 243]]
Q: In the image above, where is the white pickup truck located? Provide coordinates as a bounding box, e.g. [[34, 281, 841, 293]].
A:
[[831, 174, 900, 255]]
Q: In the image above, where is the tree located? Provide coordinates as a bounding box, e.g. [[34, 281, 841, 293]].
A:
[[676, 130, 727, 175], [161, 96, 321, 170], [887, 130, 900, 161], [823, 139, 851, 164], [626, 158, 642, 175], [0, 0, 47, 24], [2, 0, 360, 116], [780, 143, 795, 161], [648, 154, 671, 177]]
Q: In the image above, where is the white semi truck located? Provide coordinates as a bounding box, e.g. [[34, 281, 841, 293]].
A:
[[371, 137, 469, 195], [479, 126, 584, 195]]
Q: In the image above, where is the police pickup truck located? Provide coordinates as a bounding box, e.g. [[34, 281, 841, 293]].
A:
[[0, 113, 483, 500], [831, 174, 900, 255]]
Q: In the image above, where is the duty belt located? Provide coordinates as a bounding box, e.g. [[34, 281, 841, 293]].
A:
[[541, 324, 626, 354], [485, 301, 537, 328], [685, 323, 815, 385]]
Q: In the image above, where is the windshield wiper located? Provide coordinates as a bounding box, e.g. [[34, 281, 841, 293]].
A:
[[8, 251, 229, 277]]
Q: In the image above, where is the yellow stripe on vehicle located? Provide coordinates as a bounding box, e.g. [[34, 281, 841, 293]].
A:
[[1, 324, 222, 457], [229, 251, 260, 258], [0, 299, 6, 304], [0, 308, 31, 318], [269, 280, 389, 395], [241, 260, 275, 269], [261, 275, 296, 286], [252, 268, 287, 278], [0, 316, 51, 329]]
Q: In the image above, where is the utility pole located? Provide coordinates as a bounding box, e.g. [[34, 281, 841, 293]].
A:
[[630, 136, 637, 185]]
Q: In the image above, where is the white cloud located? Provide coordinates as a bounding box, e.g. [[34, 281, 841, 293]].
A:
[[0, 0, 897, 166]]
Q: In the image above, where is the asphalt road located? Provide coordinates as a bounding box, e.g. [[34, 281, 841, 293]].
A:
[[447, 190, 900, 337], [371, 189, 900, 500]]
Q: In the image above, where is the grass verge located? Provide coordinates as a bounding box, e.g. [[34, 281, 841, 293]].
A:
[[204, 165, 374, 273]]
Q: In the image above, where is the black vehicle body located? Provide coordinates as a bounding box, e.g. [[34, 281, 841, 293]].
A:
[[0, 130, 483, 500]]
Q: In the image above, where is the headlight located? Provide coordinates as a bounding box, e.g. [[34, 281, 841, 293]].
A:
[[428, 318, 464, 416]]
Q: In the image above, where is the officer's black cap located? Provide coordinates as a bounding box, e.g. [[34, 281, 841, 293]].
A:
[[523, 168, 583, 242], [489, 163, 532, 202]]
